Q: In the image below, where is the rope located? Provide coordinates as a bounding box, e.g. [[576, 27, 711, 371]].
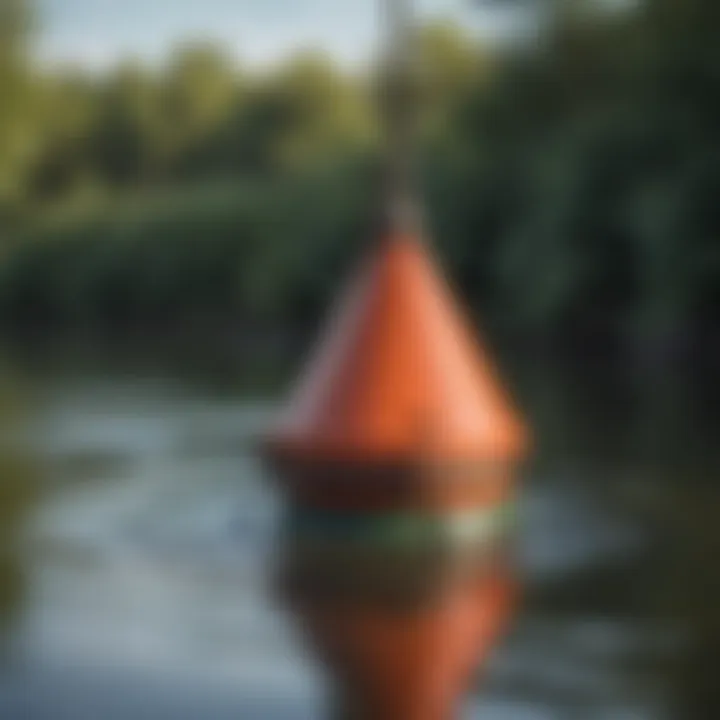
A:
[[378, 0, 424, 236]]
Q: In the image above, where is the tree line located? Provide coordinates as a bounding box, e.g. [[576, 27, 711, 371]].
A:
[[0, 0, 718, 356]]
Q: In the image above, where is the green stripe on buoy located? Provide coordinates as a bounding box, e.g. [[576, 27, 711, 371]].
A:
[[288, 502, 517, 551]]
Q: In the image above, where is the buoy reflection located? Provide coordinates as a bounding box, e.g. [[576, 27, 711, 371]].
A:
[[276, 509, 518, 720]]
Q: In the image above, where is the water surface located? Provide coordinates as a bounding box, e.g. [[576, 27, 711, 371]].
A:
[[0, 346, 717, 719]]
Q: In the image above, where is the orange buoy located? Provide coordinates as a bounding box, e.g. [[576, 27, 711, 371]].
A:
[[261, 1, 529, 717], [265, 226, 528, 720], [273, 233, 525, 461], [264, 230, 528, 513]]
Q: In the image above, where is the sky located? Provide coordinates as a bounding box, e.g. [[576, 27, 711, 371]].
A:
[[36, 0, 535, 71]]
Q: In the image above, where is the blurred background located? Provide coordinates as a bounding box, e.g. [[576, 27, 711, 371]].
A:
[[0, 0, 718, 718]]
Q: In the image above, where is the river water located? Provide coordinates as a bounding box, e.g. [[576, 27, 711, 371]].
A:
[[0, 344, 717, 719]]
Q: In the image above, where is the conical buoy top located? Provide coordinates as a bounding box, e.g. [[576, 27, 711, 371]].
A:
[[267, 231, 528, 464]]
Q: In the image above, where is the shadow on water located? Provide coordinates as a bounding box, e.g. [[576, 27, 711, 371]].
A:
[[0, 337, 716, 718], [504, 341, 720, 720]]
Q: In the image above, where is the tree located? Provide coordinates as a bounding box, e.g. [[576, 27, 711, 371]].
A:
[[159, 43, 239, 176], [234, 51, 374, 175], [0, 0, 39, 218], [89, 62, 163, 185], [28, 72, 100, 201]]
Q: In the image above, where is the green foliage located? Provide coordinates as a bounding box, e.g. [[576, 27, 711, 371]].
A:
[[0, 164, 375, 337], [455, 0, 720, 340], [0, 2, 718, 347], [0, 0, 41, 217]]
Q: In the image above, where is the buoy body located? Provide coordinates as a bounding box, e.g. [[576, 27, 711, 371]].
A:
[[265, 233, 527, 507], [268, 234, 526, 464], [263, 231, 528, 719]]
